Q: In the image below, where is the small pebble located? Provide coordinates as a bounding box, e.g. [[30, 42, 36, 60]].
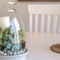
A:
[[1, 51, 4, 56], [7, 51, 12, 56], [3, 53, 7, 56], [13, 52, 17, 55], [17, 51, 20, 54], [1, 51, 4, 54], [0, 49, 27, 56], [23, 49, 26, 52], [21, 50, 24, 53], [10, 52, 12, 55], [20, 49, 26, 54]]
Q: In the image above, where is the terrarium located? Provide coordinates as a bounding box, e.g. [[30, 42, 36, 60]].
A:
[[0, 1, 28, 60], [0, 16, 28, 60]]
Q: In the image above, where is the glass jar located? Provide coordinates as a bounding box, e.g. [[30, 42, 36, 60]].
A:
[[0, 2, 26, 55]]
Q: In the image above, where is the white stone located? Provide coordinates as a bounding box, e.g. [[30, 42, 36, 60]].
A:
[[9, 52, 12, 55], [7, 51, 12, 56], [1, 51, 4, 54], [20, 49, 26, 54], [3, 53, 7, 56], [17, 51, 20, 54], [13, 52, 17, 55], [1, 51, 4, 56]]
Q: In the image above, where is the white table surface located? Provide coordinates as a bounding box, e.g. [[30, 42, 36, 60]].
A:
[[25, 32, 60, 60]]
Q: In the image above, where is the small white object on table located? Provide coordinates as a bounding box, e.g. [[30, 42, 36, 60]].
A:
[[26, 32, 60, 60]]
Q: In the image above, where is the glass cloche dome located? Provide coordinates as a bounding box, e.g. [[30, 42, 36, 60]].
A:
[[0, 1, 26, 55], [0, 15, 26, 56]]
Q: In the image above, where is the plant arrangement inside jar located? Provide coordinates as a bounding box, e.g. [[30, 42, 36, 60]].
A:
[[0, 17, 27, 56]]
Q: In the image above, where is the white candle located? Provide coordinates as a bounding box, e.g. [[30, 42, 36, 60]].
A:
[[0, 16, 10, 30]]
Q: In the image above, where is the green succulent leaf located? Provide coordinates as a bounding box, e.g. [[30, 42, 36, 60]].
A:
[[19, 27, 25, 40], [0, 26, 24, 51], [0, 27, 3, 40], [0, 27, 3, 32]]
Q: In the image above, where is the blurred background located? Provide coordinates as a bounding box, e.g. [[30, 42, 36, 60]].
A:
[[0, 0, 60, 32]]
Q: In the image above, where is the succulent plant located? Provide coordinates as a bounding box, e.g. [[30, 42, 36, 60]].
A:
[[0, 25, 25, 53], [0, 17, 26, 55], [19, 27, 25, 50], [0, 27, 16, 52], [19, 27, 25, 41]]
